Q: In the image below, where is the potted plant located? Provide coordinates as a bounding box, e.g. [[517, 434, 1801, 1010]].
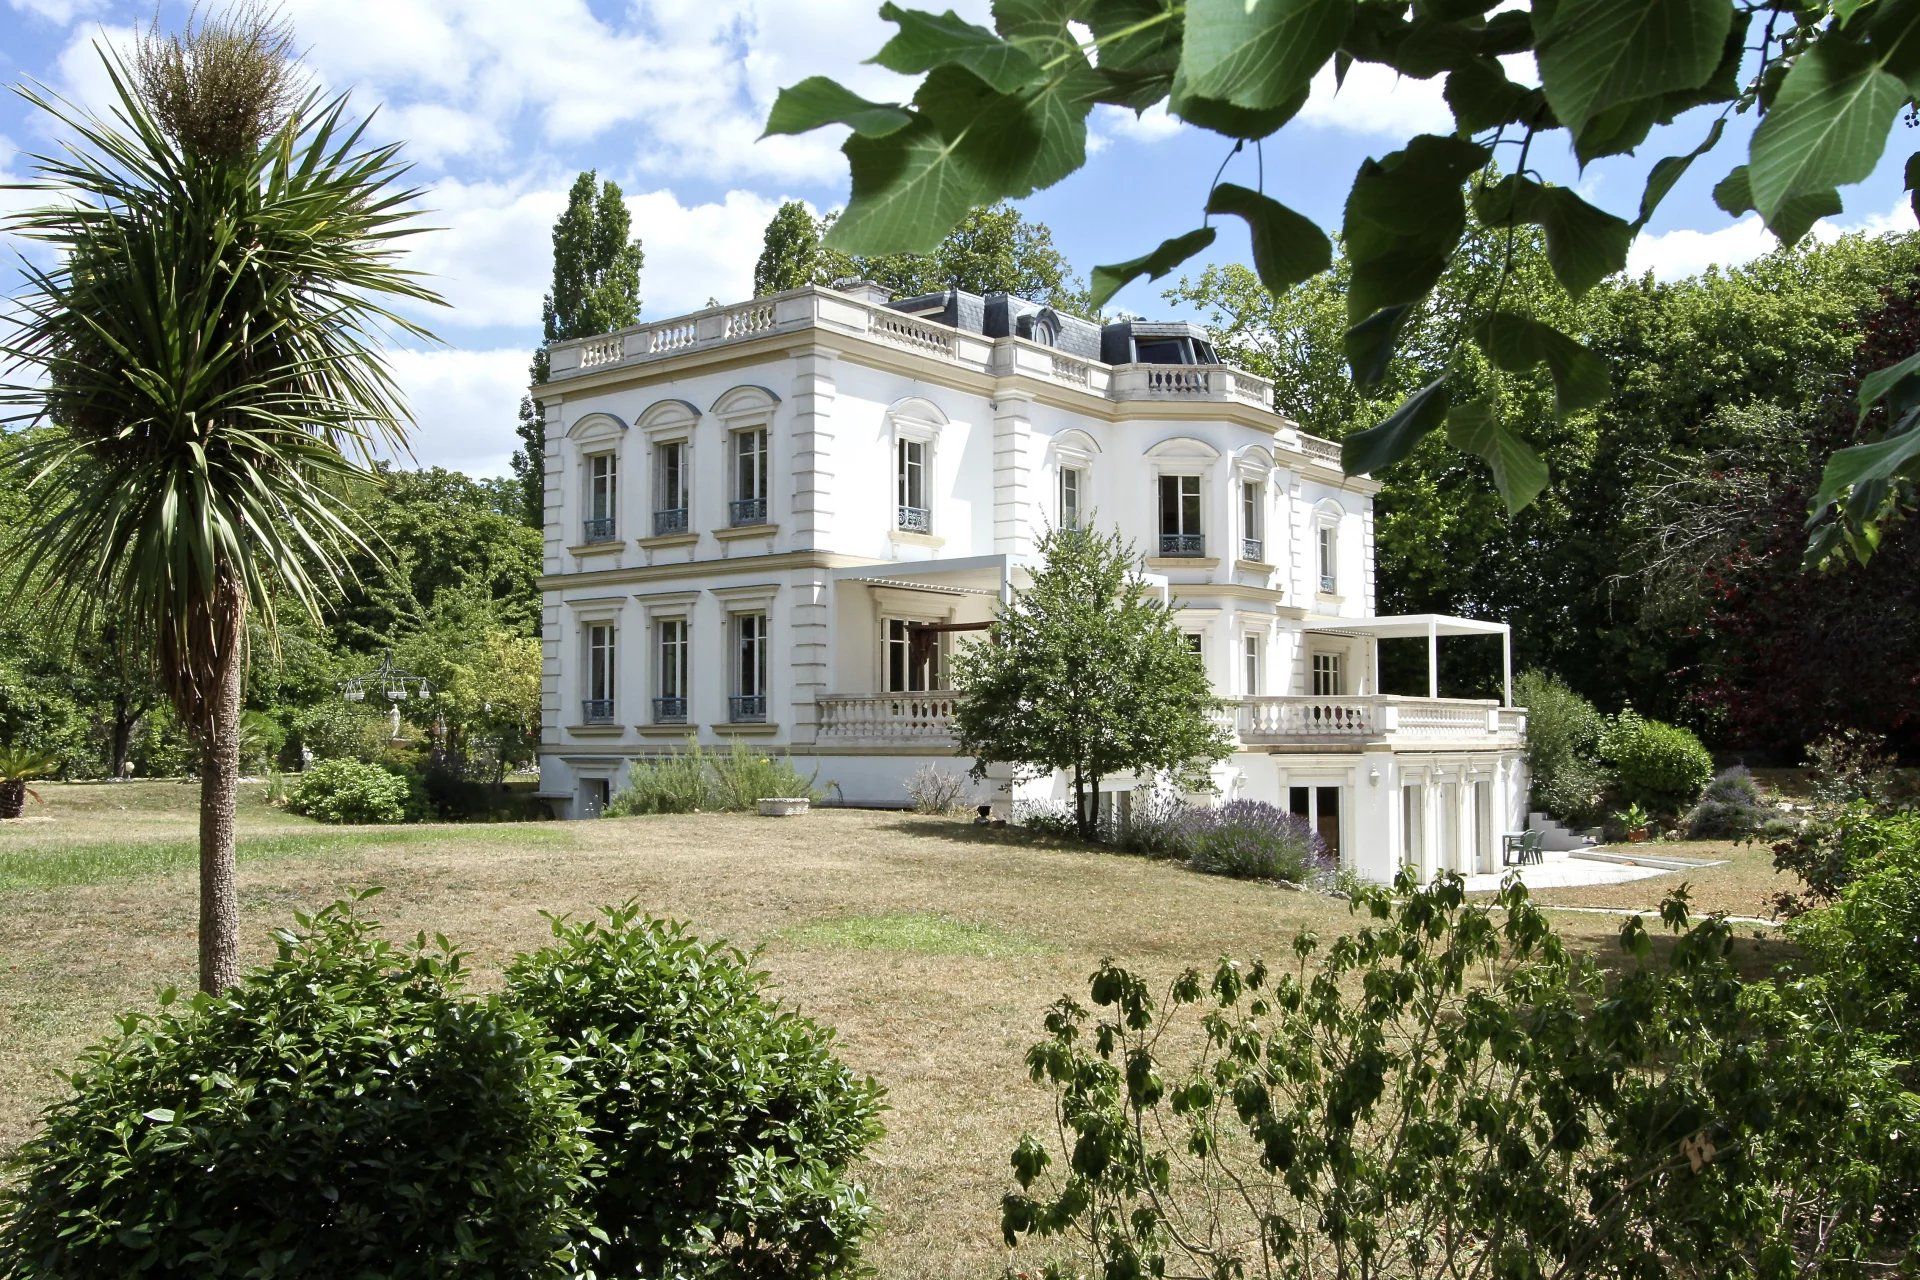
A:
[[0, 748, 59, 820], [1614, 802, 1652, 843]]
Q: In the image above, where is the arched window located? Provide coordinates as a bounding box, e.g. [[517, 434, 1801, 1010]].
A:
[[710, 386, 780, 528], [887, 397, 948, 536]]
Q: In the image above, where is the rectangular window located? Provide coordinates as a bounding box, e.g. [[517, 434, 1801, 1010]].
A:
[[584, 453, 617, 541], [653, 440, 689, 536], [1058, 466, 1083, 530], [731, 613, 768, 722], [730, 428, 768, 526], [1243, 633, 1261, 695], [897, 438, 929, 531], [1401, 783, 1424, 869], [1184, 632, 1203, 661], [1317, 524, 1337, 593], [1158, 474, 1202, 556], [654, 618, 687, 723], [883, 619, 943, 693], [584, 623, 615, 723], [1240, 480, 1262, 561], [1311, 652, 1344, 697]]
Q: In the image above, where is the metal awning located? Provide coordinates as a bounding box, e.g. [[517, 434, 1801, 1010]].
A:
[[1303, 613, 1507, 638], [1304, 614, 1513, 705], [842, 576, 997, 596]]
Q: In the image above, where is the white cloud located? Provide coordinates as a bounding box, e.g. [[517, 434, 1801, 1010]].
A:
[[5, 0, 106, 25], [1093, 102, 1184, 148], [1627, 198, 1920, 281], [1296, 62, 1453, 139], [402, 177, 789, 331], [384, 346, 529, 476]]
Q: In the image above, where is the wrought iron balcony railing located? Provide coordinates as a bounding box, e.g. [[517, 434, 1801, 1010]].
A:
[[581, 698, 615, 725], [729, 694, 767, 723], [582, 516, 617, 543], [1241, 537, 1263, 562], [652, 696, 688, 724], [1159, 532, 1205, 558], [896, 504, 931, 533], [729, 497, 768, 526], [1320, 572, 1337, 593], [653, 507, 689, 536]]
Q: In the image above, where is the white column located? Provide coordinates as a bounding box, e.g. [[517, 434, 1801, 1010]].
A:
[[1501, 626, 1513, 706], [992, 391, 1036, 556], [789, 346, 836, 544], [1427, 619, 1439, 699]]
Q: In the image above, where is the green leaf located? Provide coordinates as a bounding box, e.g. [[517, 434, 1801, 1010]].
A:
[[1473, 312, 1611, 416], [1633, 117, 1726, 230], [1343, 134, 1489, 323], [1169, 64, 1307, 138], [1535, 0, 1733, 137], [1857, 349, 1920, 419], [1088, 227, 1218, 310], [828, 98, 1034, 255], [1444, 56, 1546, 133], [1203, 183, 1332, 294], [1179, 0, 1353, 111], [871, 3, 1044, 93], [1472, 175, 1631, 298], [1713, 164, 1841, 246], [1445, 395, 1549, 513], [762, 77, 913, 139], [1906, 151, 1920, 222], [1342, 377, 1450, 477], [1748, 40, 1906, 244], [1810, 425, 1920, 512], [1343, 304, 1415, 390]]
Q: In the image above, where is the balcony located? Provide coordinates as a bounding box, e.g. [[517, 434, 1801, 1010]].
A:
[[581, 516, 617, 543], [729, 497, 768, 526], [1241, 536, 1263, 562], [1159, 532, 1206, 558], [1320, 572, 1337, 593], [1236, 696, 1524, 748], [816, 693, 957, 744], [897, 505, 931, 533], [729, 694, 767, 723], [653, 507, 689, 536], [581, 698, 615, 725], [652, 696, 688, 724]]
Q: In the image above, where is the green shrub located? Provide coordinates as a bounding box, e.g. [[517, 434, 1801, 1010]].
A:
[[287, 700, 384, 765], [287, 758, 417, 824], [503, 906, 885, 1279], [0, 899, 592, 1278], [1513, 670, 1608, 822], [1599, 709, 1713, 813], [239, 709, 287, 775], [1684, 768, 1771, 839], [1792, 810, 1920, 1059], [605, 740, 818, 816]]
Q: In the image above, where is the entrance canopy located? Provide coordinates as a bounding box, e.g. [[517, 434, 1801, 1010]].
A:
[[1304, 613, 1512, 704], [831, 552, 1018, 602]]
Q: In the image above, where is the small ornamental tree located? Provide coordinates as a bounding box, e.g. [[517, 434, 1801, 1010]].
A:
[[951, 523, 1231, 839]]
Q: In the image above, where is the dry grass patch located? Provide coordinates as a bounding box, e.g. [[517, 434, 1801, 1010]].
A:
[[1516, 838, 1797, 920], [0, 782, 1801, 1279]]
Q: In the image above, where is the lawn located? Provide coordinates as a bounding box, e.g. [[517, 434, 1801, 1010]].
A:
[[0, 782, 1802, 1279]]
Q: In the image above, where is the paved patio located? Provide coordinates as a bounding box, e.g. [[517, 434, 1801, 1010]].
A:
[[1461, 854, 1681, 893]]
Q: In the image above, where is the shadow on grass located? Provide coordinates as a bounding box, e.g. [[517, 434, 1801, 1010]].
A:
[[0, 823, 573, 892], [886, 815, 1108, 854]]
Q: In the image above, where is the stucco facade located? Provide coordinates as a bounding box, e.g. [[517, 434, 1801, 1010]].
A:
[[533, 282, 1527, 883]]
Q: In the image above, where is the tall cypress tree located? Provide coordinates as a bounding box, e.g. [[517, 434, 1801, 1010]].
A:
[[511, 172, 645, 528], [753, 200, 821, 296]]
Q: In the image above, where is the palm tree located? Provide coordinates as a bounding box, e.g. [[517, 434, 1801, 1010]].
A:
[[0, 11, 440, 990]]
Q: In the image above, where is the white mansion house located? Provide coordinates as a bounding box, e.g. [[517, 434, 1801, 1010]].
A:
[[533, 281, 1528, 883]]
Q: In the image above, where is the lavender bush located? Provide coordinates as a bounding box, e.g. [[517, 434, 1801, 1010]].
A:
[[1120, 798, 1330, 884]]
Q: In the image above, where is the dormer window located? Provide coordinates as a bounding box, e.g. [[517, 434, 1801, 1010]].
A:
[[583, 453, 617, 543], [1158, 474, 1203, 557]]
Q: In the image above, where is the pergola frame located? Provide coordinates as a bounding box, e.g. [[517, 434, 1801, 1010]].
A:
[[1303, 613, 1513, 705]]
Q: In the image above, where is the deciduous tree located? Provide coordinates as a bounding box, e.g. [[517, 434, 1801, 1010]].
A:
[[951, 524, 1230, 838]]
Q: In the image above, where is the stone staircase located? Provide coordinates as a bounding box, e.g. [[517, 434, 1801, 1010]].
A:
[[1528, 811, 1599, 854]]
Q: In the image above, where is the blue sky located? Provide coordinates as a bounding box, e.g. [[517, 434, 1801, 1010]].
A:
[[4, 0, 1915, 476]]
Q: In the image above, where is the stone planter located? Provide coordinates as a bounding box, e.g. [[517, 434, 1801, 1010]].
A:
[[757, 796, 811, 817]]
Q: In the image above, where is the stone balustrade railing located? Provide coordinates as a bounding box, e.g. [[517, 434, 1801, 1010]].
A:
[[544, 288, 1342, 463], [1237, 696, 1524, 745], [815, 693, 958, 744]]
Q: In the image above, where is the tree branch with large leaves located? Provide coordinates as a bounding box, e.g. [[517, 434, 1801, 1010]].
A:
[[766, 0, 1920, 559]]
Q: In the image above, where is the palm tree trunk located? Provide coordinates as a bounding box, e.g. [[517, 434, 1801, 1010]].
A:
[[196, 582, 245, 993]]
